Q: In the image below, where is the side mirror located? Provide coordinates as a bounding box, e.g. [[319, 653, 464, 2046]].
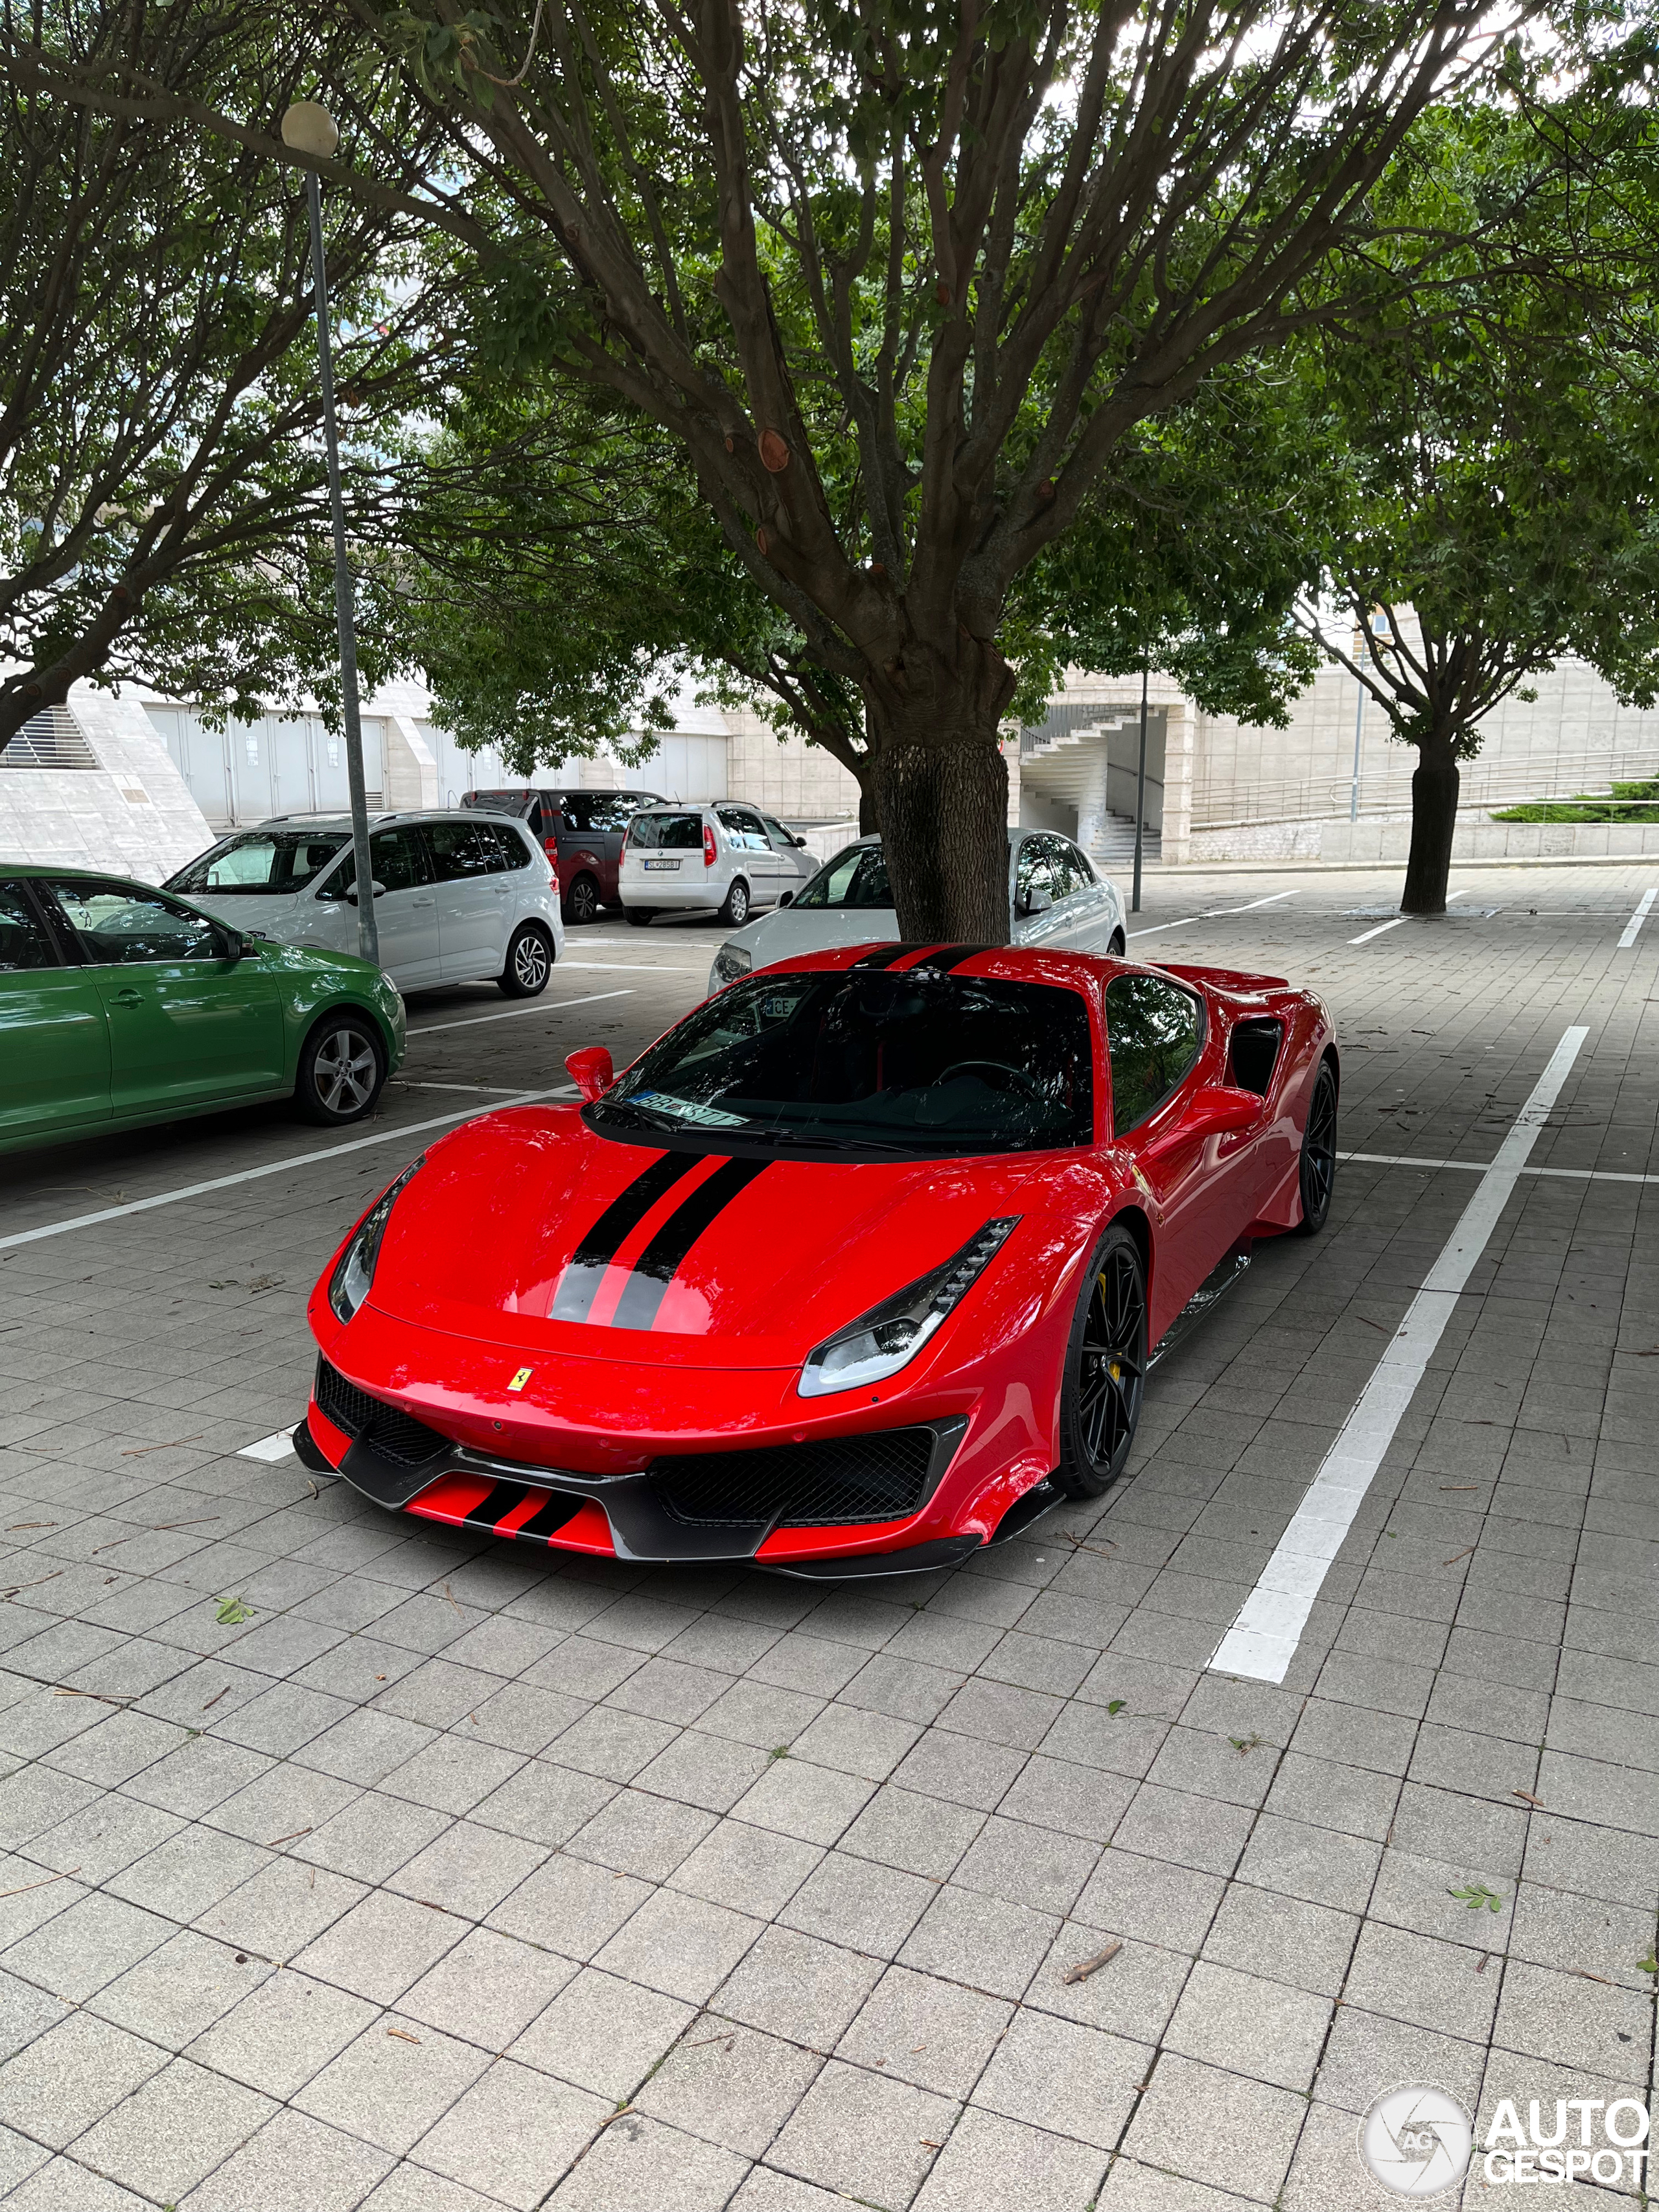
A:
[[791, 835, 807, 848], [1019, 887, 1052, 917], [347, 880, 387, 905], [778, 890, 794, 908], [1168, 1084, 1262, 1144], [215, 927, 246, 962], [565, 1046, 615, 1102]]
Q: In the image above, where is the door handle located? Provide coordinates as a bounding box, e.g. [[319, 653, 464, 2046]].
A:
[[412, 898, 435, 907], [114, 988, 143, 1007]]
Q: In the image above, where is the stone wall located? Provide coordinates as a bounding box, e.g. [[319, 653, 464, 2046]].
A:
[[0, 684, 213, 881]]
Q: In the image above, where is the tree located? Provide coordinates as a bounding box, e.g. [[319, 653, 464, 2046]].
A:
[[0, 1, 466, 748], [1290, 115, 1659, 913], [32, 0, 1537, 937]]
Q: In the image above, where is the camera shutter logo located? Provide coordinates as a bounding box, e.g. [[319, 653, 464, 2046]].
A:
[[1359, 2084, 1474, 2197]]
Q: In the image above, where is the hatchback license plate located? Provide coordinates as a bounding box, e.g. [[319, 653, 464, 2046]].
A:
[[643, 859, 680, 871]]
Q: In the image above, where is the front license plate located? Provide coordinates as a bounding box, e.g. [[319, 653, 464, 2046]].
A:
[[643, 859, 680, 871]]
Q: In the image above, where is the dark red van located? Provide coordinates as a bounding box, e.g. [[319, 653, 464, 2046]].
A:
[[461, 788, 668, 924]]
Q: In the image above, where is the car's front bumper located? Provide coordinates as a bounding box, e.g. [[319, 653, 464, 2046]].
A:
[[298, 1391, 977, 1570]]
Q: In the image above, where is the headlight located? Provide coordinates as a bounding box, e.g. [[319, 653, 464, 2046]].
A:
[[328, 1158, 424, 1324], [798, 1217, 1020, 1398], [709, 943, 752, 995]]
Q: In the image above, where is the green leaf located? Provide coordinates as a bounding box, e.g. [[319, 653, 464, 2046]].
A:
[[1106, 1699, 1127, 1716], [215, 1596, 253, 1625], [1448, 1882, 1503, 1914]]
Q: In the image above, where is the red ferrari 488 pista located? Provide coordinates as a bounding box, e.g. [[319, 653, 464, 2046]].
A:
[[296, 943, 1337, 1577]]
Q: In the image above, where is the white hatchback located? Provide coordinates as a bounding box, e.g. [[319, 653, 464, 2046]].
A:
[[165, 811, 565, 996], [618, 802, 818, 929], [706, 829, 1126, 996]]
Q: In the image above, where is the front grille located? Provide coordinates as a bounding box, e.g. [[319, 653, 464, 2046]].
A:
[[650, 1428, 937, 1528], [314, 1358, 450, 1469]]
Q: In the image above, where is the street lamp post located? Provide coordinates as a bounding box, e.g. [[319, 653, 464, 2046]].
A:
[[281, 100, 378, 968]]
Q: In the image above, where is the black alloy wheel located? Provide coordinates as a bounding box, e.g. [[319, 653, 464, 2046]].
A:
[[1055, 1224, 1148, 1498], [498, 924, 553, 998], [719, 878, 751, 927], [564, 873, 601, 927], [626, 907, 654, 927], [1294, 1060, 1338, 1237], [1108, 928, 1126, 956], [294, 1013, 386, 1126]]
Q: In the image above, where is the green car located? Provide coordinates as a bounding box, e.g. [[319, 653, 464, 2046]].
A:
[[0, 864, 406, 1154]]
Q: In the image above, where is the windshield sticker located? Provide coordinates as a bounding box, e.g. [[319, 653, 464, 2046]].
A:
[[629, 1091, 748, 1128]]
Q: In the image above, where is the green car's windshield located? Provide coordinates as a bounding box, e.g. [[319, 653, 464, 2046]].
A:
[[167, 831, 348, 896], [594, 967, 1095, 1156]]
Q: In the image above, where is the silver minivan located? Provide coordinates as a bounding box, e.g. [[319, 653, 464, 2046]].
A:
[[618, 802, 818, 928], [165, 811, 565, 995]]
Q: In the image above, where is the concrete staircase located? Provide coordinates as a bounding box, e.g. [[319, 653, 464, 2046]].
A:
[[1089, 809, 1161, 868]]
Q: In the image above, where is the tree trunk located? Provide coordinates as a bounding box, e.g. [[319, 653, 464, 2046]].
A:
[[857, 782, 879, 836], [872, 722, 1009, 942], [1402, 738, 1459, 914]]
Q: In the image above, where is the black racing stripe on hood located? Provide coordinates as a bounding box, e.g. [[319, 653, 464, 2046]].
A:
[[610, 1158, 772, 1331], [848, 943, 908, 969], [894, 942, 993, 973], [551, 1150, 701, 1321]]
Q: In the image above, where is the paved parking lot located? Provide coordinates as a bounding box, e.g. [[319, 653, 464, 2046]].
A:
[[0, 864, 1655, 2211]]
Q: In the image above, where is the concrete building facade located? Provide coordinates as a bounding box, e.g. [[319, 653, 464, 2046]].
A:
[[6, 647, 1658, 883]]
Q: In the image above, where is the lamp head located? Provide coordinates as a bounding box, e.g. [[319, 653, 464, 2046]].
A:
[[281, 102, 339, 159]]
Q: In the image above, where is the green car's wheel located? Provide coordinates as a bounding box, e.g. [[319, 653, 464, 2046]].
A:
[[294, 1013, 386, 1126]]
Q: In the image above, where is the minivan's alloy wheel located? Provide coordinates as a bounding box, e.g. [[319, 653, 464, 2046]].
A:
[[721, 878, 750, 927], [1295, 1060, 1338, 1235], [1055, 1224, 1147, 1498], [499, 924, 553, 998], [565, 874, 599, 926], [295, 1015, 385, 1126]]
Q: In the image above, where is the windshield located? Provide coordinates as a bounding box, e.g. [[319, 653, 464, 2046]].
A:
[[793, 844, 892, 909], [167, 831, 347, 896], [628, 812, 703, 850], [594, 968, 1095, 1156]]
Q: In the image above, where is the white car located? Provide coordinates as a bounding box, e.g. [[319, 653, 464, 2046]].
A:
[[706, 829, 1126, 996], [619, 802, 818, 929], [165, 811, 565, 995]]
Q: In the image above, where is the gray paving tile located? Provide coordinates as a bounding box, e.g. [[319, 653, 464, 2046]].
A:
[[66, 2054, 277, 2202], [837, 1966, 1012, 2100], [509, 1965, 694, 2097], [178, 2106, 396, 2212], [410, 2056, 607, 2209], [713, 1924, 885, 2049], [910, 2108, 1108, 2212], [636, 2018, 824, 2156], [769, 2056, 957, 2209], [0, 2010, 167, 2147]]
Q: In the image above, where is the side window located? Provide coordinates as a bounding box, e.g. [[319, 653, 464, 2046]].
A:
[[324, 828, 431, 898], [0, 883, 60, 970], [761, 813, 796, 850], [493, 823, 533, 871], [428, 820, 509, 881], [557, 795, 594, 832], [1015, 837, 1060, 914], [715, 806, 746, 848], [1056, 841, 1095, 894], [49, 880, 222, 965], [585, 797, 634, 833], [1104, 972, 1205, 1135], [739, 811, 771, 852]]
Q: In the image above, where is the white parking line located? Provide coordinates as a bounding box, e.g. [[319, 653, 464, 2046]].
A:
[[238, 1428, 297, 1462], [557, 963, 708, 974], [409, 989, 632, 1037], [1129, 890, 1299, 940], [1211, 1023, 1589, 1684], [1349, 916, 1409, 945], [1340, 1148, 1659, 1186], [0, 1090, 561, 1254], [1617, 889, 1656, 948]]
